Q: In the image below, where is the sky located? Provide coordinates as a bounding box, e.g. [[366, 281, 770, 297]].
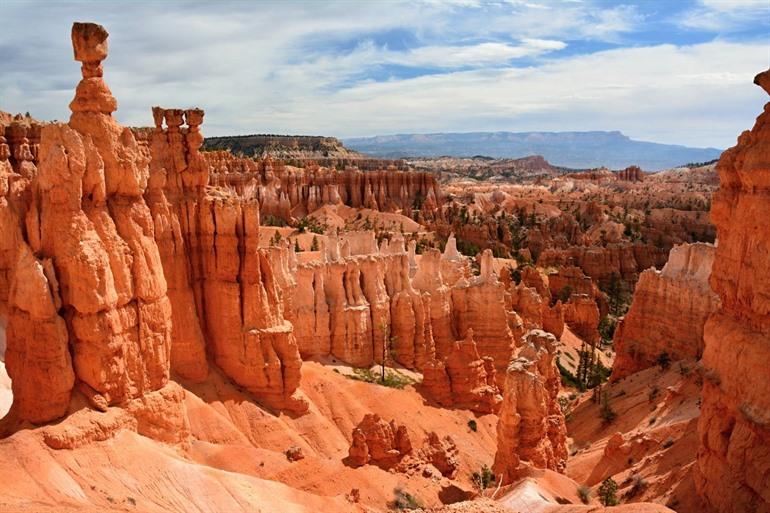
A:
[[1, 0, 769, 148]]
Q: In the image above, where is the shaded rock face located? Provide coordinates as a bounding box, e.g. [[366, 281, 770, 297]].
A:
[[537, 243, 668, 289], [493, 330, 567, 484], [450, 250, 519, 374], [422, 329, 502, 413], [611, 243, 719, 381], [547, 265, 609, 317], [0, 23, 306, 423], [503, 266, 565, 340], [695, 71, 770, 513], [347, 413, 413, 469], [140, 109, 307, 413], [419, 432, 459, 478]]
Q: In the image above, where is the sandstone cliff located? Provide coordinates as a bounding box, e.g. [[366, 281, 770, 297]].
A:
[[694, 70, 770, 513], [537, 243, 668, 289], [611, 243, 719, 381], [5, 23, 172, 423]]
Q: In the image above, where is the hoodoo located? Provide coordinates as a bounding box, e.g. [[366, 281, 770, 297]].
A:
[[694, 69, 770, 513], [0, 12, 759, 513]]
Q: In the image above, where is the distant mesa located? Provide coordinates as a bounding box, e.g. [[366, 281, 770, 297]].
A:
[[203, 134, 361, 160], [343, 131, 722, 171]]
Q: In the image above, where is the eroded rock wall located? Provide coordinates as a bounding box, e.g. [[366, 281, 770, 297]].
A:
[[611, 243, 719, 381], [206, 150, 441, 222], [1, 23, 307, 423], [694, 71, 770, 513], [4, 23, 172, 422], [283, 233, 435, 370]]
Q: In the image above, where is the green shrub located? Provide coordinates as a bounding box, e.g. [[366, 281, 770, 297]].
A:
[[598, 477, 619, 506], [348, 368, 413, 389], [391, 487, 422, 510], [598, 316, 617, 342], [577, 485, 591, 504], [471, 464, 496, 492], [557, 285, 573, 304], [656, 351, 671, 370], [296, 216, 327, 234]]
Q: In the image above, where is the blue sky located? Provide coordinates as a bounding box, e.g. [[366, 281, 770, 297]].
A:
[[1, 0, 769, 148]]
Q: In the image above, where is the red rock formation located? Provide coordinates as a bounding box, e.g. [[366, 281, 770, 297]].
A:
[[412, 248, 456, 358], [537, 243, 668, 289], [206, 150, 441, 222], [694, 70, 770, 513], [421, 329, 502, 413], [280, 234, 435, 371], [143, 108, 307, 413], [347, 413, 413, 469], [451, 250, 519, 373], [418, 432, 459, 478], [617, 165, 644, 182], [3, 23, 173, 423], [493, 330, 567, 483], [1, 23, 307, 422], [547, 265, 609, 317], [563, 294, 600, 344], [611, 243, 719, 381]]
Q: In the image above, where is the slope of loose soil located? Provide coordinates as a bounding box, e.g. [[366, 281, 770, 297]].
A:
[[565, 362, 705, 513]]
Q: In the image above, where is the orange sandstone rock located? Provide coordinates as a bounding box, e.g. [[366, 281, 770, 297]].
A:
[[694, 70, 770, 513], [451, 250, 518, 373], [563, 293, 600, 344], [422, 329, 502, 413], [611, 243, 719, 381], [493, 330, 567, 484], [347, 413, 413, 469]]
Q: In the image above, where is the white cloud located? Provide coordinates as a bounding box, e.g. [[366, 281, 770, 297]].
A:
[[680, 0, 770, 31], [0, 1, 765, 149]]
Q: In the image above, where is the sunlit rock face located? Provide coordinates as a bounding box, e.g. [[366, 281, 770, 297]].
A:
[[0, 23, 308, 422], [611, 243, 719, 382], [694, 69, 770, 513], [493, 330, 567, 484]]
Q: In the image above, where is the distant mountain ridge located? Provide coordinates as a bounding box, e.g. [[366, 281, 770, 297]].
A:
[[343, 131, 722, 171]]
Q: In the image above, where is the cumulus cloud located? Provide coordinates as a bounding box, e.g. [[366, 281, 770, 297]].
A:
[[0, 1, 767, 148]]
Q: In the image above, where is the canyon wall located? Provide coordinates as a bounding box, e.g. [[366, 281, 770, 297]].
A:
[[694, 71, 770, 513], [537, 243, 668, 289], [611, 243, 719, 381], [206, 150, 441, 221]]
